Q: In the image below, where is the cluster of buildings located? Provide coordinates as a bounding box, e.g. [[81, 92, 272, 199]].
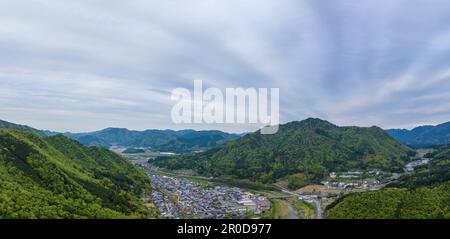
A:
[[329, 171, 363, 179], [404, 159, 430, 172], [324, 180, 383, 191], [326, 157, 432, 192], [325, 171, 386, 191], [150, 175, 271, 219], [151, 191, 181, 219]]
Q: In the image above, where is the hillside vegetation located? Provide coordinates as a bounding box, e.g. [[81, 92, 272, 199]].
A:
[[326, 182, 450, 219], [153, 118, 413, 183], [0, 129, 159, 219]]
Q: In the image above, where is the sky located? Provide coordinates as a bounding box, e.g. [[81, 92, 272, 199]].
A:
[[1, 0, 450, 133]]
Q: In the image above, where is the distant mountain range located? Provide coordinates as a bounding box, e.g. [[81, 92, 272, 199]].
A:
[[65, 128, 241, 153], [65, 119, 450, 151], [154, 118, 414, 185], [5, 117, 450, 152], [387, 121, 450, 147], [0, 119, 241, 153]]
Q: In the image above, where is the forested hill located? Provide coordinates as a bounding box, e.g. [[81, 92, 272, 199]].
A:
[[153, 118, 414, 183], [0, 128, 159, 219]]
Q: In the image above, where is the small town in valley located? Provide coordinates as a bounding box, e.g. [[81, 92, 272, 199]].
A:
[[128, 147, 436, 219], [150, 175, 271, 219]]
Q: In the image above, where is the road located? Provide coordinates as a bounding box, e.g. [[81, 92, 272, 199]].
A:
[[274, 184, 323, 219]]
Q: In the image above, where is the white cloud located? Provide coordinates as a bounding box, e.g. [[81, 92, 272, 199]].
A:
[[1, 0, 450, 132]]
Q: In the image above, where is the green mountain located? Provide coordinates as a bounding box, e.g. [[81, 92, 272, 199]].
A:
[[153, 118, 414, 183], [66, 128, 240, 153], [387, 121, 450, 147], [0, 128, 159, 219]]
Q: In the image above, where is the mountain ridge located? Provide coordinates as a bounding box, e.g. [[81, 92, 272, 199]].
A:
[[0, 119, 241, 153], [65, 127, 241, 153], [387, 121, 450, 147]]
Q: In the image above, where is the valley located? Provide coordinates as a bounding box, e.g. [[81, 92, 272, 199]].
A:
[[123, 142, 440, 219], [1, 118, 449, 219], [2, 0, 450, 224]]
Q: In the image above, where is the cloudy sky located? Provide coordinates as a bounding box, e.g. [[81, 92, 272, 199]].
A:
[[1, 0, 450, 133]]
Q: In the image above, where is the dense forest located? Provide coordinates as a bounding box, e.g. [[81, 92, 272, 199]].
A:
[[0, 128, 159, 219], [153, 118, 414, 183]]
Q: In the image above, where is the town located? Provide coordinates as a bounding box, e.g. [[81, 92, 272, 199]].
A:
[[150, 175, 271, 219]]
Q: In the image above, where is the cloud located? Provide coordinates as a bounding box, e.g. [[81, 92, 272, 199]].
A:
[[1, 0, 450, 132]]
